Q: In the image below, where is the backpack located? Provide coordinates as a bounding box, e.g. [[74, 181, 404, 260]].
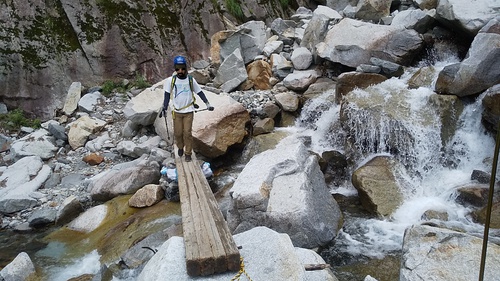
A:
[[170, 74, 196, 111]]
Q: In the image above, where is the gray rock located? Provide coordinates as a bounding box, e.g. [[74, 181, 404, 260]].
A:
[[283, 69, 321, 91], [400, 224, 500, 281], [214, 48, 248, 91], [89, 158, 161, 201], [317, 18, 424, 68], [67, 204, 107, 233], [137, 227, 337, 281], [0, 252, 36, 281], [436, 0, 499, 36], [369, 57, 404, 78], [62, 82, 82, 116], [291, 47, 313, 70], [228, 138, 342, 248], [78, 91, 105, 113], [48, 122, 68, 141], [0, 156, 51, 214], [391, 8, 436, 34], [56, 195, 84, 226], [0, 102, 7, 114], [9, 129, 58, 161], [28, 207, 56, 228], [435, 22, 500, 97]]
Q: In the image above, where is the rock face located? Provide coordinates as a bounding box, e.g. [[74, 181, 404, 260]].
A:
[[0, 0, 299, 120]]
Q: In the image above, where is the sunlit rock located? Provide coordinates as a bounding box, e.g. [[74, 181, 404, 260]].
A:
[[228, 137, 343, 248], [128, 184, 164, 208], [67, 205, 108, 233], [351, 155, 404, 217], [68, 116, 107, 149]]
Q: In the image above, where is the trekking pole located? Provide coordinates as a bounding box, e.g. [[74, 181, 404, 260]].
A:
[[159, 108, 170, 141], [195, 108, 209, 113], [478, 122, 500, 281]]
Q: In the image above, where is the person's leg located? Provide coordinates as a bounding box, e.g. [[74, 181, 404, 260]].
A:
[[174, 113, 184, 154], [183, 112, 194, 156]]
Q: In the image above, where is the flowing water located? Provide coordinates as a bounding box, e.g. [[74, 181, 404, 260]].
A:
[[294, 55, 498, 279]]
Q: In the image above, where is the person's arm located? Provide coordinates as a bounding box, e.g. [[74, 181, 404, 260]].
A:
[[163, 91, 170, 111], [163, 77, 172, 112], [196, 91, 214, 111]]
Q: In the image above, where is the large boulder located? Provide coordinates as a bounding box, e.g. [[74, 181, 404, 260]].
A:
[[213, 48, 248, 92], [317, 18, 424, 68], [0, 156, 51, 214], [227, 137, 343, 248], [123, 81, 163, 126], [9, 129, 58, 161], [436, 0, 499, 36], [481, 84, 500, 134], [219, 21, 268, 65], [339, 81, 464, 169], [351, 156, 404, 217], [191, 92, 250, 158], [88, 156, 161, 201], [435, 18, 500, 97], [137, 227, 338, 281], [0, 252, 36, 281], [400, 224, 500, 280]]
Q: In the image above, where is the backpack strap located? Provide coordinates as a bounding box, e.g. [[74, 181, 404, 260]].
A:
[[170, 74, 196, 111]]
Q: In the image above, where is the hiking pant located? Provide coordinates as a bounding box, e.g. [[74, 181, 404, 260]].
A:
[[173, 112, 194, 155]]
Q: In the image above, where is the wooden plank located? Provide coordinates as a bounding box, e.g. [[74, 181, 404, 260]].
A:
[[176, 158, 202, 276], [174, 146, 240, 276], [183, 160, 219, 276], [189, 160, 230, 274], [177, 157, 214, 276], [189, 155, 240, 268]]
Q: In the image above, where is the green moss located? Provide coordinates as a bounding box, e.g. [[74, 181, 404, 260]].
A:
[[1, 0, 295, 77], [2, 1, 81, 69], [280, 0, 289, 9], [131, 74, 152, 89], [101, 74, 151, 97], [0, 109, 41, 133], [225, 0, 244, 21]]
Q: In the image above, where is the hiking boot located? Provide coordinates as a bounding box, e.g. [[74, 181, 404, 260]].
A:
[[178, 149, 183, 157], [185, 155, 192, 162]]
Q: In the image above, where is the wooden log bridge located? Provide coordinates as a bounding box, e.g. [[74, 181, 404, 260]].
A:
[[175, 147, 241, 277]]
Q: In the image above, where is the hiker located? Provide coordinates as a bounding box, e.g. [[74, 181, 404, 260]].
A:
[[162, 55, 214, 162]]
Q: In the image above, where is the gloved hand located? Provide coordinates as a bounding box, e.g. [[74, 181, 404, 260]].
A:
[[206, 102, 214, 111], [159, 107, 167, 117]]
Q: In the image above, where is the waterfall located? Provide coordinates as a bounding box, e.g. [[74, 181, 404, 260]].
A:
[[297, 56, 497, 259]]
